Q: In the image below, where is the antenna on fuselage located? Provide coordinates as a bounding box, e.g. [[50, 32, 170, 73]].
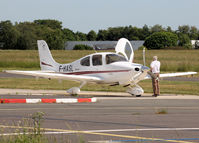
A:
[[93, 45, 97, 53], [143, 47, 146, 66]]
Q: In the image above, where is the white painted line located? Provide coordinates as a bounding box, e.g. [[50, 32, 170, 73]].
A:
[[1, 98, 96, 104], [0, 132, 73, 136], [85, 128, 199, 133], [1, 128, 199, 136], [91, 98, 97, 102], [88, 141, 110, 143], [0, 133, 24, 136], [26, 99, 41, 103], [56, 98, 77, 103]]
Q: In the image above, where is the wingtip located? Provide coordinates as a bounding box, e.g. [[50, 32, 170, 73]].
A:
[[190, 71, 197, 75]]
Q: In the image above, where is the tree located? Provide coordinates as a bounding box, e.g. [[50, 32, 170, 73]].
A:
[[166, 26, 172, 32], [15, 22, 38, 50], [97, 30, 108, 40], [178, 33, 191, 46], [76, 32, 87, 41], [166, 32, 178, 46], [15, 21, 65, 50], [141, 24, 151, 40], [189, 26, 198, 40], [34, 19, 62, 29], [126, 26, 140, 40], [151, 24, 165, 33], [0, 20, 20, 49], [42, 28, 65, 50], [144, 32, 178, 49], [87, 30, 97, 41], [73, 44, 93, 50], [178, 25, 190, 34], [106, 27, 123, 40], [62, 28, 76, 41]]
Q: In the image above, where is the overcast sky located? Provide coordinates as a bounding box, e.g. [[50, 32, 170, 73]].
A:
[[0, 0, 199, 33]]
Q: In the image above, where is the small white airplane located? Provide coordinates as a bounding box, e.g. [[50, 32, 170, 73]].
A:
[[5, 38, 197, 96]]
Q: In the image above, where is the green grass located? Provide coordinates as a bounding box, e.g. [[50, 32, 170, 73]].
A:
[[139, 80, 199, 95], [0, 50, 199, 95], [155, 109, 168, 114], [0, 78, 199, 95], [0, 50, 199, 72], [134, 50, 199, 72], [0, 112, 48, 143], [0, 50, 94, 70], [0, 111, 85, 143]]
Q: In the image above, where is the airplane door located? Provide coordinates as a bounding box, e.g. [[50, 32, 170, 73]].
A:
[[115, 38, 134, 62], [92, 54, 103, 71]]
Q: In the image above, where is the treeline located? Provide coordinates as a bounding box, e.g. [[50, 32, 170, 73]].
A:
[[0, 19, 199, 50]]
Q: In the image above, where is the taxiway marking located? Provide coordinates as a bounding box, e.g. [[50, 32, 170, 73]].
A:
[[89, 138, 199, 143], [0, 125, 196, 143], [2, 127, 199, 135]]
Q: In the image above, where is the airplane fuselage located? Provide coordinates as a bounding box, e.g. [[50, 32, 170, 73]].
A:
[[53, 52, 144, 85]]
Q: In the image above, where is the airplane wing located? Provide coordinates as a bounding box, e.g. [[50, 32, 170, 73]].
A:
[[144, 72, 197, 80], [4, 70, 102, 83]]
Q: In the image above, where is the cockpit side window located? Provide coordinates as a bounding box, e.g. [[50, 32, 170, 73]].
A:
[[92, 55, 102, 66], [106, 54, 127, 64], [80, 56, 90, 66]]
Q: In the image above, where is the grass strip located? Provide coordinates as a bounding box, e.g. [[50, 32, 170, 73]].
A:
[[0, 50, 199, 72], [0, 78, 199, 95]]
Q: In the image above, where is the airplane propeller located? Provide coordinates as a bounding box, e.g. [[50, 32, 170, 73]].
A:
[[143, 47, 146, 66], [142, 47, 150, 73], [142, 47, 157, 79]]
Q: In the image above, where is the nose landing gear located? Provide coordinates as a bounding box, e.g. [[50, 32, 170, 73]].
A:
[[126, 84, 144, 97], [67, 81, 86, 95]]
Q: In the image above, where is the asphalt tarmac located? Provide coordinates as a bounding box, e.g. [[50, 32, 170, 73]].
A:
[[1, 72, 199, 142], [1, 94, 199, 143]]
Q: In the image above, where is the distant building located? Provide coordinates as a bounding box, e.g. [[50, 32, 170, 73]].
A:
[[191, 40, 199, 49], [65, 41, 144, 50]]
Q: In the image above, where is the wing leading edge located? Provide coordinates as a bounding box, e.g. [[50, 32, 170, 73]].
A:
[[4, 70, 102, 83], [144, 72, 197, 80]]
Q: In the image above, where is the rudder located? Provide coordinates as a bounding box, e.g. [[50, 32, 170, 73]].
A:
[[37, 40, 58, 71]]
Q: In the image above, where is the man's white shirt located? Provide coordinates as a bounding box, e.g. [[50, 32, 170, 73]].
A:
[[150, 60, 160, 73]]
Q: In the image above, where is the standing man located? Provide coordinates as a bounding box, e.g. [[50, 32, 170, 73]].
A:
[[150, 56, 161, 97]]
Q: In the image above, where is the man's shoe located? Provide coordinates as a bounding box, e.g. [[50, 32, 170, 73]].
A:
[[152, 94, 157, 97]]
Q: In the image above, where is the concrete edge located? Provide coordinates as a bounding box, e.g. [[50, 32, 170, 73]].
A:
[[0, 98, 97, 104], [0, 88, 199, 99]]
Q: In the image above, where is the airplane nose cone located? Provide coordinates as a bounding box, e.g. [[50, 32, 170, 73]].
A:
[[141, 66, 150, 72]]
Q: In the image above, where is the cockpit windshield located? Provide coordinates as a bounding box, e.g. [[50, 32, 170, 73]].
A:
[[106, 54, 127, 64]]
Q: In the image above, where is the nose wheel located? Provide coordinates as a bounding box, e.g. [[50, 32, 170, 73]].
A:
[[126, 84, 144, 97], [67, 81, 86, 95]]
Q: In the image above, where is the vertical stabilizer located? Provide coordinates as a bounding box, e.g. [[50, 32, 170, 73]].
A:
[[37, 40, 58, 71]]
